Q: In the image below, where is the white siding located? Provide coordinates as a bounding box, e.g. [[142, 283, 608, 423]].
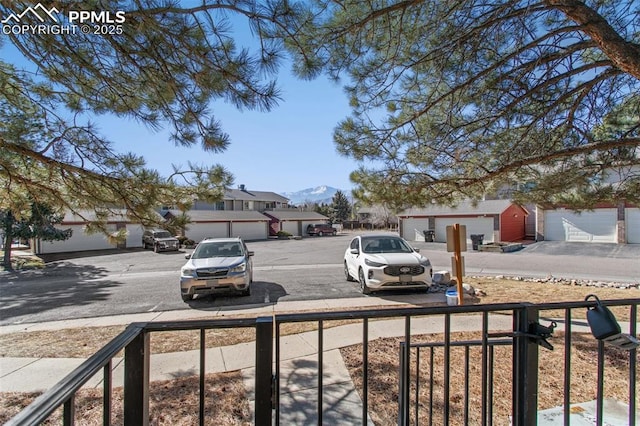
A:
[[544, 209, 617, 243], [38, 225, 116, 254], [187, 223, 229, 242], [625, 208, 640, 244], [401, 218, 431, 241], [230, 222, 268, 241], [434, 218, 494, 244]]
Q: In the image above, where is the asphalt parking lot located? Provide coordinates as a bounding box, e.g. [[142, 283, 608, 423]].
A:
[[1, 231, 639, 325]]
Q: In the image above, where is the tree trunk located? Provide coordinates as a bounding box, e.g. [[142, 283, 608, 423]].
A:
[[2, 217, 14, 271]]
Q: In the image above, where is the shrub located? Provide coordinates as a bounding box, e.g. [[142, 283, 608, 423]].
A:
[[277, 230, 292, 237]]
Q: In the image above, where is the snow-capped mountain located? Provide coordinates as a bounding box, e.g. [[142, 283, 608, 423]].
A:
[[281, 186, 345, 205]]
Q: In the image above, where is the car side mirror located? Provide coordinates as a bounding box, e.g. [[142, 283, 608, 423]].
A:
[[350, 248, 359, 255], [248, 251, 254, 256], [184, 254, 191, 259], [413, 248, 420, 253]]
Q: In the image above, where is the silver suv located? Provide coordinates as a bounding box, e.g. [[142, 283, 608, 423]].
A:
[[180, 237, 254, 301], [142, 229, 180, 252]]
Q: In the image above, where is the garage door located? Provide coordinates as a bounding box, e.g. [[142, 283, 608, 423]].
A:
[[187, 223, 229, 242], [401, 218, 431, 241], [544, 209, 617, 242], [626, 208, 640, 244], [434, 218, 494, 244], [38, 225, 116, 254], [282, 221, 299, 236], [230, 222, 268, 241], [126, 224, 144, 248]]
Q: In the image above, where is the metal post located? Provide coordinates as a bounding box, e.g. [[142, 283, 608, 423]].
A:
[[255, 316, 274, 426], [124, 329, 150, 426], [398, 342, 407, 426], [512, 305, 539, 426]]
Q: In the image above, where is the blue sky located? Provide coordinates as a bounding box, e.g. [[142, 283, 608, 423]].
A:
[[2, 12, 362, 196], [94, 70, 359, 195]]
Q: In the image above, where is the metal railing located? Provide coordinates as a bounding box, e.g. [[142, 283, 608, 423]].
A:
[[6, 298, 639, 425]]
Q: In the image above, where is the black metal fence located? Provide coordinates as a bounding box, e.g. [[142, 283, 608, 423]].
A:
[[6, 299, 639, 425]]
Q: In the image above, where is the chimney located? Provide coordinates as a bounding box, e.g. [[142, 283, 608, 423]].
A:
[[239, 184, 246, 191]]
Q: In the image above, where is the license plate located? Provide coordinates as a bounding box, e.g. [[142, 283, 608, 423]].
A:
[[399, 274, 412, 283]]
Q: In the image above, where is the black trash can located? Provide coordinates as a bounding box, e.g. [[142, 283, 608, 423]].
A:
[[470, 234, 484, 250], [423, 229, 435, 242]]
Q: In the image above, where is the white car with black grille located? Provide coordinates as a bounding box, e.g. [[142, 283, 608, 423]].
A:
[[344, 234, 432, 294]]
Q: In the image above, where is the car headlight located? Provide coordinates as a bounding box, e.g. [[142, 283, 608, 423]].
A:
[[365, 258, 386, 268], [230, 262, 247, 273], [419, 258, 431, 267], [181, 268, 196, 277]]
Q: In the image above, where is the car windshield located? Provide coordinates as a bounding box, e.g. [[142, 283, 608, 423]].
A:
[[361, 237, 413, 254], [154, 231, 172, 238], [191, 242, 244, 259]]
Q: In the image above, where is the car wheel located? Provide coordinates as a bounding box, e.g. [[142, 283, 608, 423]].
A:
[[181, 293, 193, 302], [358, 268, 371, 295], [241, 285, 251, 296], [344, 261, 355, 282]]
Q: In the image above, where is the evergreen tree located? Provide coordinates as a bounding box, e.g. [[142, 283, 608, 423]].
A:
[[330, 190, 352, 223], [282, 0, 640, 208], [1, 203, 72, 270]]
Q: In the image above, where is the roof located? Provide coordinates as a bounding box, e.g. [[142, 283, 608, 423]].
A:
[[163, 210, 270, 222], [61, 209, 164, 223], [398, 200, 526, 217], [263, 210, 330, 221], [224, 188, 289, 203]]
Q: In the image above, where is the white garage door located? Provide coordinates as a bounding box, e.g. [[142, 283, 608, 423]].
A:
[[435, 218, 494, 244], [230, 222, 267, 241], [625, 208, 640, 244], [401, 218, 431, 241], [187, 223, 229, 243], [39, 225, 116, 254], [282, 221, 299, 236], [544, 209, 617, 242], [126, 224, 144, 248]]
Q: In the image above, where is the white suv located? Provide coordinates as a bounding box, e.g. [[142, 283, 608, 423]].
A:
[[180, 237, 254, 301]]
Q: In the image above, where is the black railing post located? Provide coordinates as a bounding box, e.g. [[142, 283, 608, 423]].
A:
[[124, 326, 150, 426], [398, 342, 407, 426], [255, 316, 274, 426], [512, 304, 539, 426]]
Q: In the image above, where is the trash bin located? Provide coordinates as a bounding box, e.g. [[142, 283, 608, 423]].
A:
[[423, 229, 435, 242], [445, 289, 458, 306], [470, 234, 484, 250]]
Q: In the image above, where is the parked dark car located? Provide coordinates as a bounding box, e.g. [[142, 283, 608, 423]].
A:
[[306, 223, 336, 236], [142, 229, 180, 253]]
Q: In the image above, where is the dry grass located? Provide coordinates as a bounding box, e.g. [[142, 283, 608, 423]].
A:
[[1, 278, 638, 424], [341, 330, 638, 426], [0, 371, 251, 425]]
